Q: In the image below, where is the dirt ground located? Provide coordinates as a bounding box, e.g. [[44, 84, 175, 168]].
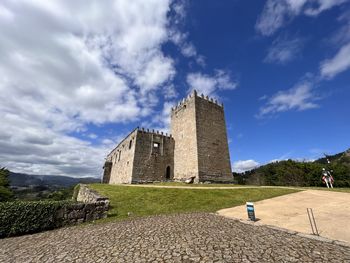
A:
[[217, 190, 350, 243]]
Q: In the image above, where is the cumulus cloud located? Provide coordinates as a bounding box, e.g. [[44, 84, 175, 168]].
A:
[[0, 113, 109, 176], [186, 70, 237, 97], [257, 79, 319, 118], [256, 0, 349, 36], [0, 0, 180, 177], [265, 36, 304, 64], [232, 160, 260, 173]]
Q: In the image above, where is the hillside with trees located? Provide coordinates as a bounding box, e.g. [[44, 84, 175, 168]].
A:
[[237, 149, 350, 187], [0, 168, 14, 201], [0, 170, 99, 201]]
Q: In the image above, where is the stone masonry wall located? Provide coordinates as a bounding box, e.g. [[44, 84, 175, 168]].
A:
[[132, 130, 174, 183], [195, 95, 233, 182], [74, 184, 110, 221], [171, 93, 199, 181], [106, 129, 137, 184]]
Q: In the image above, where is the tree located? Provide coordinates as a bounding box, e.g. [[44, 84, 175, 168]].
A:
[[0, 167, 14, 201]]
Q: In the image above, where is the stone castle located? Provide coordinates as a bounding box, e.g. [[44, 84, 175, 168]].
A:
[[102, 90, 232, 184]]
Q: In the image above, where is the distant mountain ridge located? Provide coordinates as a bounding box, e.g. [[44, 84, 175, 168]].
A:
[[9, 172, 100, 188]]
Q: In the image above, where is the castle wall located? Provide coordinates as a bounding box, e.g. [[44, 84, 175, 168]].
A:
[[171, 94, 199, 181], [105, 129, 137, 184], [132, 130, 174, 183], [195, 96, 233, 182], [103, 91, 233, 184]]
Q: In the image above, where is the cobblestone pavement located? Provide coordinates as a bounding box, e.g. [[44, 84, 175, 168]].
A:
[[1, 213, 349, 263]]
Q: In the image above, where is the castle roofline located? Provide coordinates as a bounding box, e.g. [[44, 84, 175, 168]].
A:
[[106, 127, 172, 157], [106, 127, 138, 157], [171, 89, 224, 112], [137, 127, 172, 138]]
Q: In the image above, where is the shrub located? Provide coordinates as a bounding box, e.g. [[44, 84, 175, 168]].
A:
[[0, 168, 13, 201], [0, 200, 73, 238], [0, 186, 14, 202]]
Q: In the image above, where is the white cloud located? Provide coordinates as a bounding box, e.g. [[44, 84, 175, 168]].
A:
[[265, 36, 304, 64], [304, 0, 349, 16], [257, 79, 319, 118], [319, 10, 350, 79], [232, 160, 260, 173], [168, 1, 206, 67], [186, 70, 237, 96], [0, 113, 109, 177], [331, 10, 350, 45], [162, 84, 179, 100], [256, 0, 349, 36], [0, 0, 180, 177], [320, 42, 350, 79], [135, 55, 175, 93], [141, 101, 176, 133]]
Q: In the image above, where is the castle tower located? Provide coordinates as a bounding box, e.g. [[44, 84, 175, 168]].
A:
[[170, 90, 232, 182]]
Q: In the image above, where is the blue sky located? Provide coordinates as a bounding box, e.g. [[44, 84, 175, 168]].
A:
[[0, 0, 349, 176]]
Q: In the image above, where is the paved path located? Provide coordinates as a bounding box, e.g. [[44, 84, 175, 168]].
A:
[[218, 190, 350, 243], [1, 213, 349, 262]]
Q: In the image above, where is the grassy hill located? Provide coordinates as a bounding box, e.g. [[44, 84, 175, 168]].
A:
[[238, 148, 350, 187]]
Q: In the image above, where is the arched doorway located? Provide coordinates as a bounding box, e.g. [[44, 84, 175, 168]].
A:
[[165, 166, 171, 180]]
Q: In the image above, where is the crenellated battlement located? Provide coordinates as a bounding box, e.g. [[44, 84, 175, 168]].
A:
[[137, 127, 173, 139], [171, 90, 224, 114]]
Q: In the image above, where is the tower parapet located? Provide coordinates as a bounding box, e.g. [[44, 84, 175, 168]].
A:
[[171, 90, 224, 115]]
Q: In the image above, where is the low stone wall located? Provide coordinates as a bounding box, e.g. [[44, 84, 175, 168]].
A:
[[77, 184, 109, 203], [75, 184, 110, 221], [60, 201, 108, 224], [0, 184, 110, 238]]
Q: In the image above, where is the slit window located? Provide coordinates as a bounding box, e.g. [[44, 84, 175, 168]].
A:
[[129, 140, 132, 149]]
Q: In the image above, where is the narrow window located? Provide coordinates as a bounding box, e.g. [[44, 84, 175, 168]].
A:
[[118, 151, 121, 161], [153, 142, 160, 154], [129, 140, 132, 149]]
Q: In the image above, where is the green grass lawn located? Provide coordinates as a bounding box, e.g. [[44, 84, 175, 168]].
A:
[[150, 182, 253, 187], [89, 184, 299, 222]]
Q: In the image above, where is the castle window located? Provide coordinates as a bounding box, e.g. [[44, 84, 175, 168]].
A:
[[118, 151, 121, 161], [129, 140, 133, 149], [153, 142, 160, 154]]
